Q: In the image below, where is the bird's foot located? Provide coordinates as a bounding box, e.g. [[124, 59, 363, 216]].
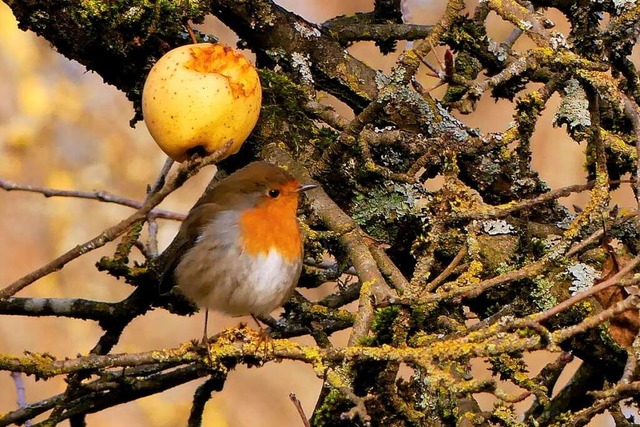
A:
[[251, 315, 274, 356]]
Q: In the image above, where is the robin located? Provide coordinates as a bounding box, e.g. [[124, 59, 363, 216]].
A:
[[157, 161, 317, 339]]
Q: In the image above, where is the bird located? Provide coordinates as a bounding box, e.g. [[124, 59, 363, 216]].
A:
[[156, 161, 317, 341]]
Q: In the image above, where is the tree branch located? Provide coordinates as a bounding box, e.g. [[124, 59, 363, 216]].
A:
[[0, 179, 185, 221], [0, 142, 230, 299]]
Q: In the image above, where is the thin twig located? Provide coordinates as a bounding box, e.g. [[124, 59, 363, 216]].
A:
[[182, 18, 199, 44], [9, 372, 32, 427], [440, 258, 546, 302], [534, 254, 640, 324], [485, 0, 552, 47], [395, 0, 465, 82], [304, 102, 349, 130], [551, 288, 640, 344], [0, 391, 63, 426], [312, 100, 385, 176], [621, 348, 637, 384], [454, 182, 594, 220], [0, 143, 230, 299], [0, 178, 185, 221], [289, 393, 311, 427], [416, 209, 637, 306], [145, 216, 160, 258], [566, 211, 637, 258], [425, 245, 467, 292], [566, 380, 640, 426], [148, 157, 174, 196], [368, 244, 409, 292]]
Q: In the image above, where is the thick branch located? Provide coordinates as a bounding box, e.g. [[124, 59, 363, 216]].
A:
[[0, 297, 118, 321], [262, 145, 393, 345], [324, 21, 432, 45], [210, 0, 380, 109]]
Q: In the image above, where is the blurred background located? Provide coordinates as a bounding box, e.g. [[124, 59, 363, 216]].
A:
[[0, 1, 635, 425]]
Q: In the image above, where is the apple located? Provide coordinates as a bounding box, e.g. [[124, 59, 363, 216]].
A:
[[142, 43, 262, 162]]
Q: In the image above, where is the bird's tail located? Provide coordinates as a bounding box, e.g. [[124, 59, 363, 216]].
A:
[[149, 242, 199, 316]]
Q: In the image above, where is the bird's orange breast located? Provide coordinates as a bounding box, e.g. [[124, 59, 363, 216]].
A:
[[238, 196, 302, 261]]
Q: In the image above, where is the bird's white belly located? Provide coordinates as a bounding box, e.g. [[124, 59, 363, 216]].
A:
[[176, 243, 300, 316]]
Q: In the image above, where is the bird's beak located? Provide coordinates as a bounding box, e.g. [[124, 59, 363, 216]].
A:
[[297, 184, 318, 192]]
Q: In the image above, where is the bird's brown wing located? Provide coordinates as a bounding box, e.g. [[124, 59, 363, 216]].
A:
[[155, 203, 222, 294]]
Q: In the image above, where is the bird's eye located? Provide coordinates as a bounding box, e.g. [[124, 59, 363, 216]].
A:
[[268, 189, 280, 198]]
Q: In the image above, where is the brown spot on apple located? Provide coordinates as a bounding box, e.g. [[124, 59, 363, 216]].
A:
[[185, 44, 259, 98]]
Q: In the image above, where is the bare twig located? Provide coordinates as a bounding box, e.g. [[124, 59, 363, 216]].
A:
[[0, 143, 230, 299], [0, 179, 185, 221], [148, 157, 174, 196], [397, 0, 466, 82], [553, 292, 640, 342], [183, 21, 199, 45], [535, 255, 640, 324], [454, 182, 594, 221], [424, 245, 467, 292], [485, 0, 552, 47], [145, 216, 160, 258], [9, 372, 32, 427], [289, 392, 311, 427], [566, 211, 637, 258]]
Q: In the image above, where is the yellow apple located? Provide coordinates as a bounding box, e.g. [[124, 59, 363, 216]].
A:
[[142, 43, 262, 162]]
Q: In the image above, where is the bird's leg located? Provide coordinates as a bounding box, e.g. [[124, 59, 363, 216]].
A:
[[250, 314, 262, 329], [201, 309, 209, 346], [251, 314, 274, 355], [199, 309, 217, 366]]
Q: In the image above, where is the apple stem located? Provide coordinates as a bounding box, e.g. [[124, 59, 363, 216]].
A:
[[182, 18, 199, 45]]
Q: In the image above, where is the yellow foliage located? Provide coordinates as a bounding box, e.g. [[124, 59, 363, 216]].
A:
[[45, 170, 75, 252], [0, 3, 41, 70], [18, 74, 52, 118], [53, 78, 84, 121], [46, 169, 75, 190], [137, 393, 229, 427], [0, 117, 37, 148], [35, 275, 62, 298]]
